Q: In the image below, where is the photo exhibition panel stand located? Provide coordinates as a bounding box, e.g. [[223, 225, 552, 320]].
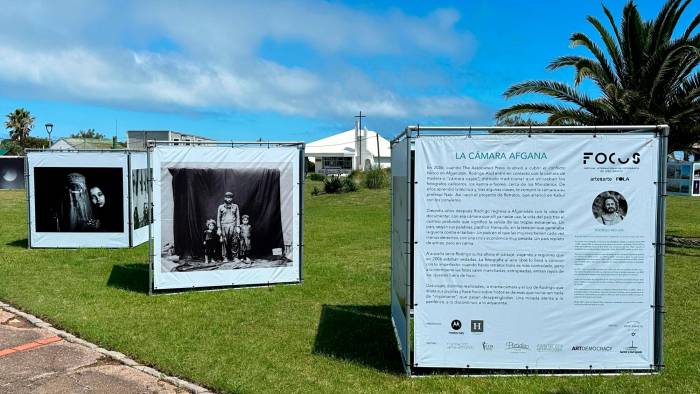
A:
[[129, 152, 149, 246], [150, 145, 303, 291], [27, 151, 130, 248], [408, 130, 665, 372], [390, 135, 411, 371], [0, 156, 25, 189]]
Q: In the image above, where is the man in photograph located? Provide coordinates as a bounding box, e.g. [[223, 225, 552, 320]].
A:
[[217, 191, 240, 262], [597, 196, 624, 225]]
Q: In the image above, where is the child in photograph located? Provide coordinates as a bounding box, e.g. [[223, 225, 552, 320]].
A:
[[230, 225, 242, 263], [203, 219, 219, 264], [133, 206, 140, 228], [239, 214, 252, 263]]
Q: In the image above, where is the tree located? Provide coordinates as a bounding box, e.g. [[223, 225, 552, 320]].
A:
[[0, 136, 49, 155], [4, 108, 35, 147], [496, 0, 700, 152], [70, 129, 106, 139]]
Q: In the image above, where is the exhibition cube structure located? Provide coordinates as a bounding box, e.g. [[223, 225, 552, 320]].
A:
[[26, 150, 149, 248], [0, 156, 25, 189], [147, 141, 304, 293], [666, 161, 700, 196], [391, 125, 667, 375]]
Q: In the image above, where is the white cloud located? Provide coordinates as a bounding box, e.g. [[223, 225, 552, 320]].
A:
[[0, 0, 484, 121]]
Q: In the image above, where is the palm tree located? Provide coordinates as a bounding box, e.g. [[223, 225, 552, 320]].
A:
[[4, 108, 35, 148], [496, 0, 700, 152]]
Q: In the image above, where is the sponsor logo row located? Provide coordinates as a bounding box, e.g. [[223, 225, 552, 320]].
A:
[[447, 341, 641, 354], [447, 341, 642, 354], [448, 320, 642, 354]]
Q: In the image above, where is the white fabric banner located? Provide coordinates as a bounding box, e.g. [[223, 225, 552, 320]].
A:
[[413, 134, 659, 370], [390, 136, 411, 365], [151, 146, 301, 290], [27, 151, 130, 248]]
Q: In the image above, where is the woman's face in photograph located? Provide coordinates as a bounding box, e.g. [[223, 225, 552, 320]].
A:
[[89, 187, 106, 208]]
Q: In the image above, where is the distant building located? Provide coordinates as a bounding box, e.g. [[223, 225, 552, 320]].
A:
[[305, 122, 391, 174], [50, 137, 124, 150], [127, 130, 213, 150]]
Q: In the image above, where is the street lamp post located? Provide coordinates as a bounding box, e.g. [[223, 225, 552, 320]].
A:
[[44, 123, 54, 147]]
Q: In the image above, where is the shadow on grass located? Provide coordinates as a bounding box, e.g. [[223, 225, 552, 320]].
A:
[[313, 304, 403, 374], [107, 263, 149, 293], [5, 238, 27, 248]]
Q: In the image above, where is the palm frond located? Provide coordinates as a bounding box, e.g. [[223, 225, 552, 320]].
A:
[[586, 15, 624, 78], [569, 32, 617, 85]]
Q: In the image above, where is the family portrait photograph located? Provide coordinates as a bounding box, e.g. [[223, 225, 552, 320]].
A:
[[160, 166, 292, 273]]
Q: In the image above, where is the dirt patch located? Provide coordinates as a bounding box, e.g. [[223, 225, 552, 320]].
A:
[[666, 236, 700, 248], [0, 314, 34, 329]]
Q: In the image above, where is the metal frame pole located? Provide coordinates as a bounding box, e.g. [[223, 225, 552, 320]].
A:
[[402, 125, 662, 133], [298, 144, 305, 283], [24, 155, 31, 249], [405, 130, 413, 375], [654, 125, 669, 370], [147, 144, 154, 295], [127, 152, 133, 247]]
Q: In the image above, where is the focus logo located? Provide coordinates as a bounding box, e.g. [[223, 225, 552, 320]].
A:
[[583, 152, 640, 165]]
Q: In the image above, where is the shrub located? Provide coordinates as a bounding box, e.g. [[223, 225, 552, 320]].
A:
[[305, 157, 315, 173], [323, 176, 343, 193], [308, 172, 326, 182], [341, 177, 358, 192], [363, 167, 388, 189], [311, 186, 321, 196]]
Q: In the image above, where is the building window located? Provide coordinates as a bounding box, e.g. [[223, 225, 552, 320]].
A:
[[323, 157, 352, 170]]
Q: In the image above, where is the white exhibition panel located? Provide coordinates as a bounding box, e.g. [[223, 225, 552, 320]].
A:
[[390, 136, 411, 364], [27, 151, 130, 248], [129, 152, 149, 246], [413, 134, 659, 370], [152, 146, 302, 290]]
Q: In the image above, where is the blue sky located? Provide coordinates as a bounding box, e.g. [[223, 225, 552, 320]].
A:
[[0, 0, 696, 143]]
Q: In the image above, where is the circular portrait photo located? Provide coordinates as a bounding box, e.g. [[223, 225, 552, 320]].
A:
[[592, 191, 628, 226]]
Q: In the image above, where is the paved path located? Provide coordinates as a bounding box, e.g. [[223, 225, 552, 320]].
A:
[[0, 303, 212, 393]]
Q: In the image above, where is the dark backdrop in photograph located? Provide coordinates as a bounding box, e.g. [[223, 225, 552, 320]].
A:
[[131, 168, 150, 229], [170, 168, 284, 259], [34, 167, 124, 232], [0, 157, 24, 189]]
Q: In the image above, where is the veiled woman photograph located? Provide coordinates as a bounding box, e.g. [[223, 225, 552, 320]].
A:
[[34, 167, 124, 233]]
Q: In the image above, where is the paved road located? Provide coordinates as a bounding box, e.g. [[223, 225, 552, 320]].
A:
[[0, 306, 209, 393]]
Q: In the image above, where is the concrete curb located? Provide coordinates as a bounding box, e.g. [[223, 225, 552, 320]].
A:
[[0, 303, 213, 394]]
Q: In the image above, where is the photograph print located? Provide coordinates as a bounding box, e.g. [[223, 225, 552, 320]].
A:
[[592, 190, 628, 226], [161, 166, 292, 273], [131, 168, 151, 230], [0, 157, 24, 189], [34, 167, 124, 232]]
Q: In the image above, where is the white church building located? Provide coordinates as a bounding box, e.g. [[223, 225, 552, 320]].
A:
[[306, 122, 391, 174]]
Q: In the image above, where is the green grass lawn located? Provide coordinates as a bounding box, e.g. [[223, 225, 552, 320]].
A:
[[666, 195, 700, 238], [1, 187, 699, 393]]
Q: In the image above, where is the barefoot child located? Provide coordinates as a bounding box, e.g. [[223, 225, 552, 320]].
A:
[[203, 219, 219, 264], [239, 214, 252, 263]]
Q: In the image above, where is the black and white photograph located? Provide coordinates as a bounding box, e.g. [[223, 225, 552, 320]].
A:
[[592, 190, 628, 226], [131, 168, 151, 230], [160, 167, 291, 272], [0, 157, 24, 189], [681, 164, 691, 180], [34, 167, 124, 232]]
